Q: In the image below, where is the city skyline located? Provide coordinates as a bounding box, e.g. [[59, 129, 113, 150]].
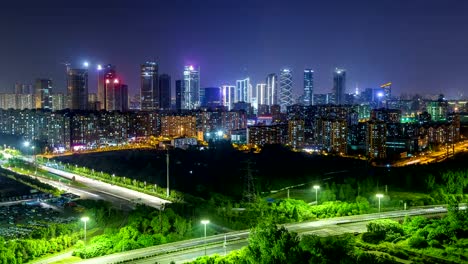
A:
[[0, 0, 467, 99]]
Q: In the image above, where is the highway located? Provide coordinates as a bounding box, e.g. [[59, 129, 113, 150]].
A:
[[75, 206, 449, 264], [0, 165, 137, 210], [38, 165, 170, 209], [394, 140, 468, 166]]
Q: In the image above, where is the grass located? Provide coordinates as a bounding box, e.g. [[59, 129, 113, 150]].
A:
[[49, 256, 82, 264]]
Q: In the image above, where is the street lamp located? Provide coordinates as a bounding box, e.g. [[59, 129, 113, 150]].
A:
[[201, 219, 210, 255], [376, 194, 384, 213], [81, 216, 89, 244], [313, 185, 320, 205]]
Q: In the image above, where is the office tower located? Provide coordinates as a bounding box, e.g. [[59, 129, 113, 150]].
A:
[[333, 68, 346, 105], [236, 77, 250, 103], [266, 73, 278, 106], [201, 87, 221, 108], [140, 62, 159, 111], [183, 65, 200, 109], [159, 74, 171, 110], [34, 79, 52, 110], [67, 68, 88, 110], [97, 64, 116, 110], [175, 80, 184, 111], [105, 77, 128, 112], [255, 83, 267, 109], [221, 85, 235, 110], [303, 69, 314, 106], [279, 68, 293, 112]]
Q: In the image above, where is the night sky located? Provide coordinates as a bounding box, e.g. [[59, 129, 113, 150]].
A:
[[0, 0, 467, 98]]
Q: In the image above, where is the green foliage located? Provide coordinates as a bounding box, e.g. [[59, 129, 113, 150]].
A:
[[73, 206, 194, 258], [246, 222, 305, 264], [364, 219, 404, 243], [188, 225, 397, 264]]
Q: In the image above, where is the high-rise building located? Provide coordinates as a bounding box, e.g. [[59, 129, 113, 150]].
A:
[[279, 68, 293, 112], [221, 85, 235, 110], [67, 68, 88, 110], [97, 64, 116, 110], [159, 74, 171, 110], [34, 79, 52, 110], [236, 78, 250, 103], [183, 65, 200, 109], [333, 68, 346, 105], [201, 87, 222, 108], [52, 93, 66, 111], [255, 83, 267, 108], [381, 82, 392, 100], [266, 73, 278, 106], [175, 80, 184, 111], [140, 62, 159, 111], [105, 77, 128, 112], [88, 93, 99, 110], [303, 69, 314, 106], [366, 120, 387, 159], [289, 119, 305, 149]]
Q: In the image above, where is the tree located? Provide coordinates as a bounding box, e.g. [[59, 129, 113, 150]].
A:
[[246, 222, 305, 264]]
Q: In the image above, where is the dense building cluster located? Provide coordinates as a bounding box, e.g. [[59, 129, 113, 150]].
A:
[[0, 109, 247, 152], [0, 61, 467, 159]]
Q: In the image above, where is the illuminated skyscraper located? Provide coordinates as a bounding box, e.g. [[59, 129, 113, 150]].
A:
[[279, 68, 293, 112], [333, 68, 346, 105], [221, 85, 235, 110], [105, 77, 128, 112], [183, 65, 200, 109], [303, 69, 314, 106], [97, 64, 116, 110], [34, 79, 52, 110], [236, 77, 251, 103], [67, 68, 88, 110], [159, 74, 171, 110], [140, 62, 159, 111], [255, 83, 267, 107], [266, 73, 278, 106]]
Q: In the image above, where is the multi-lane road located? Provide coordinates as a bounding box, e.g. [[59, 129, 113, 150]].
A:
[[395, 140, 468, 166], [39, 165, 170, 209], [74, 206, 450, 264]]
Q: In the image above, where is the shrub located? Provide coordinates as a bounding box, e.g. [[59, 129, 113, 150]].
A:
[[408, 235, 428, 249]]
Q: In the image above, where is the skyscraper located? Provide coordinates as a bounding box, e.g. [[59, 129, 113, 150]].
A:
[[183, 65, 200, 109], [97, 64, 116, 110], [279, 68, 293, 112], [159, 74, 171, 110], [34, 78, 52, 110], [266, 73, 278, 106], [67, 68, 88, 110], [201, 87, 222, 108], [221, 85, 235, 110], [105, 77, 128, 112], [303, 69, 314, 106], [236, 78, 251, 103], [333, 68, 346, 105], [255, 83, 267, 106], [140, 62, 159, 111], [175, 79, 184, 111]]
